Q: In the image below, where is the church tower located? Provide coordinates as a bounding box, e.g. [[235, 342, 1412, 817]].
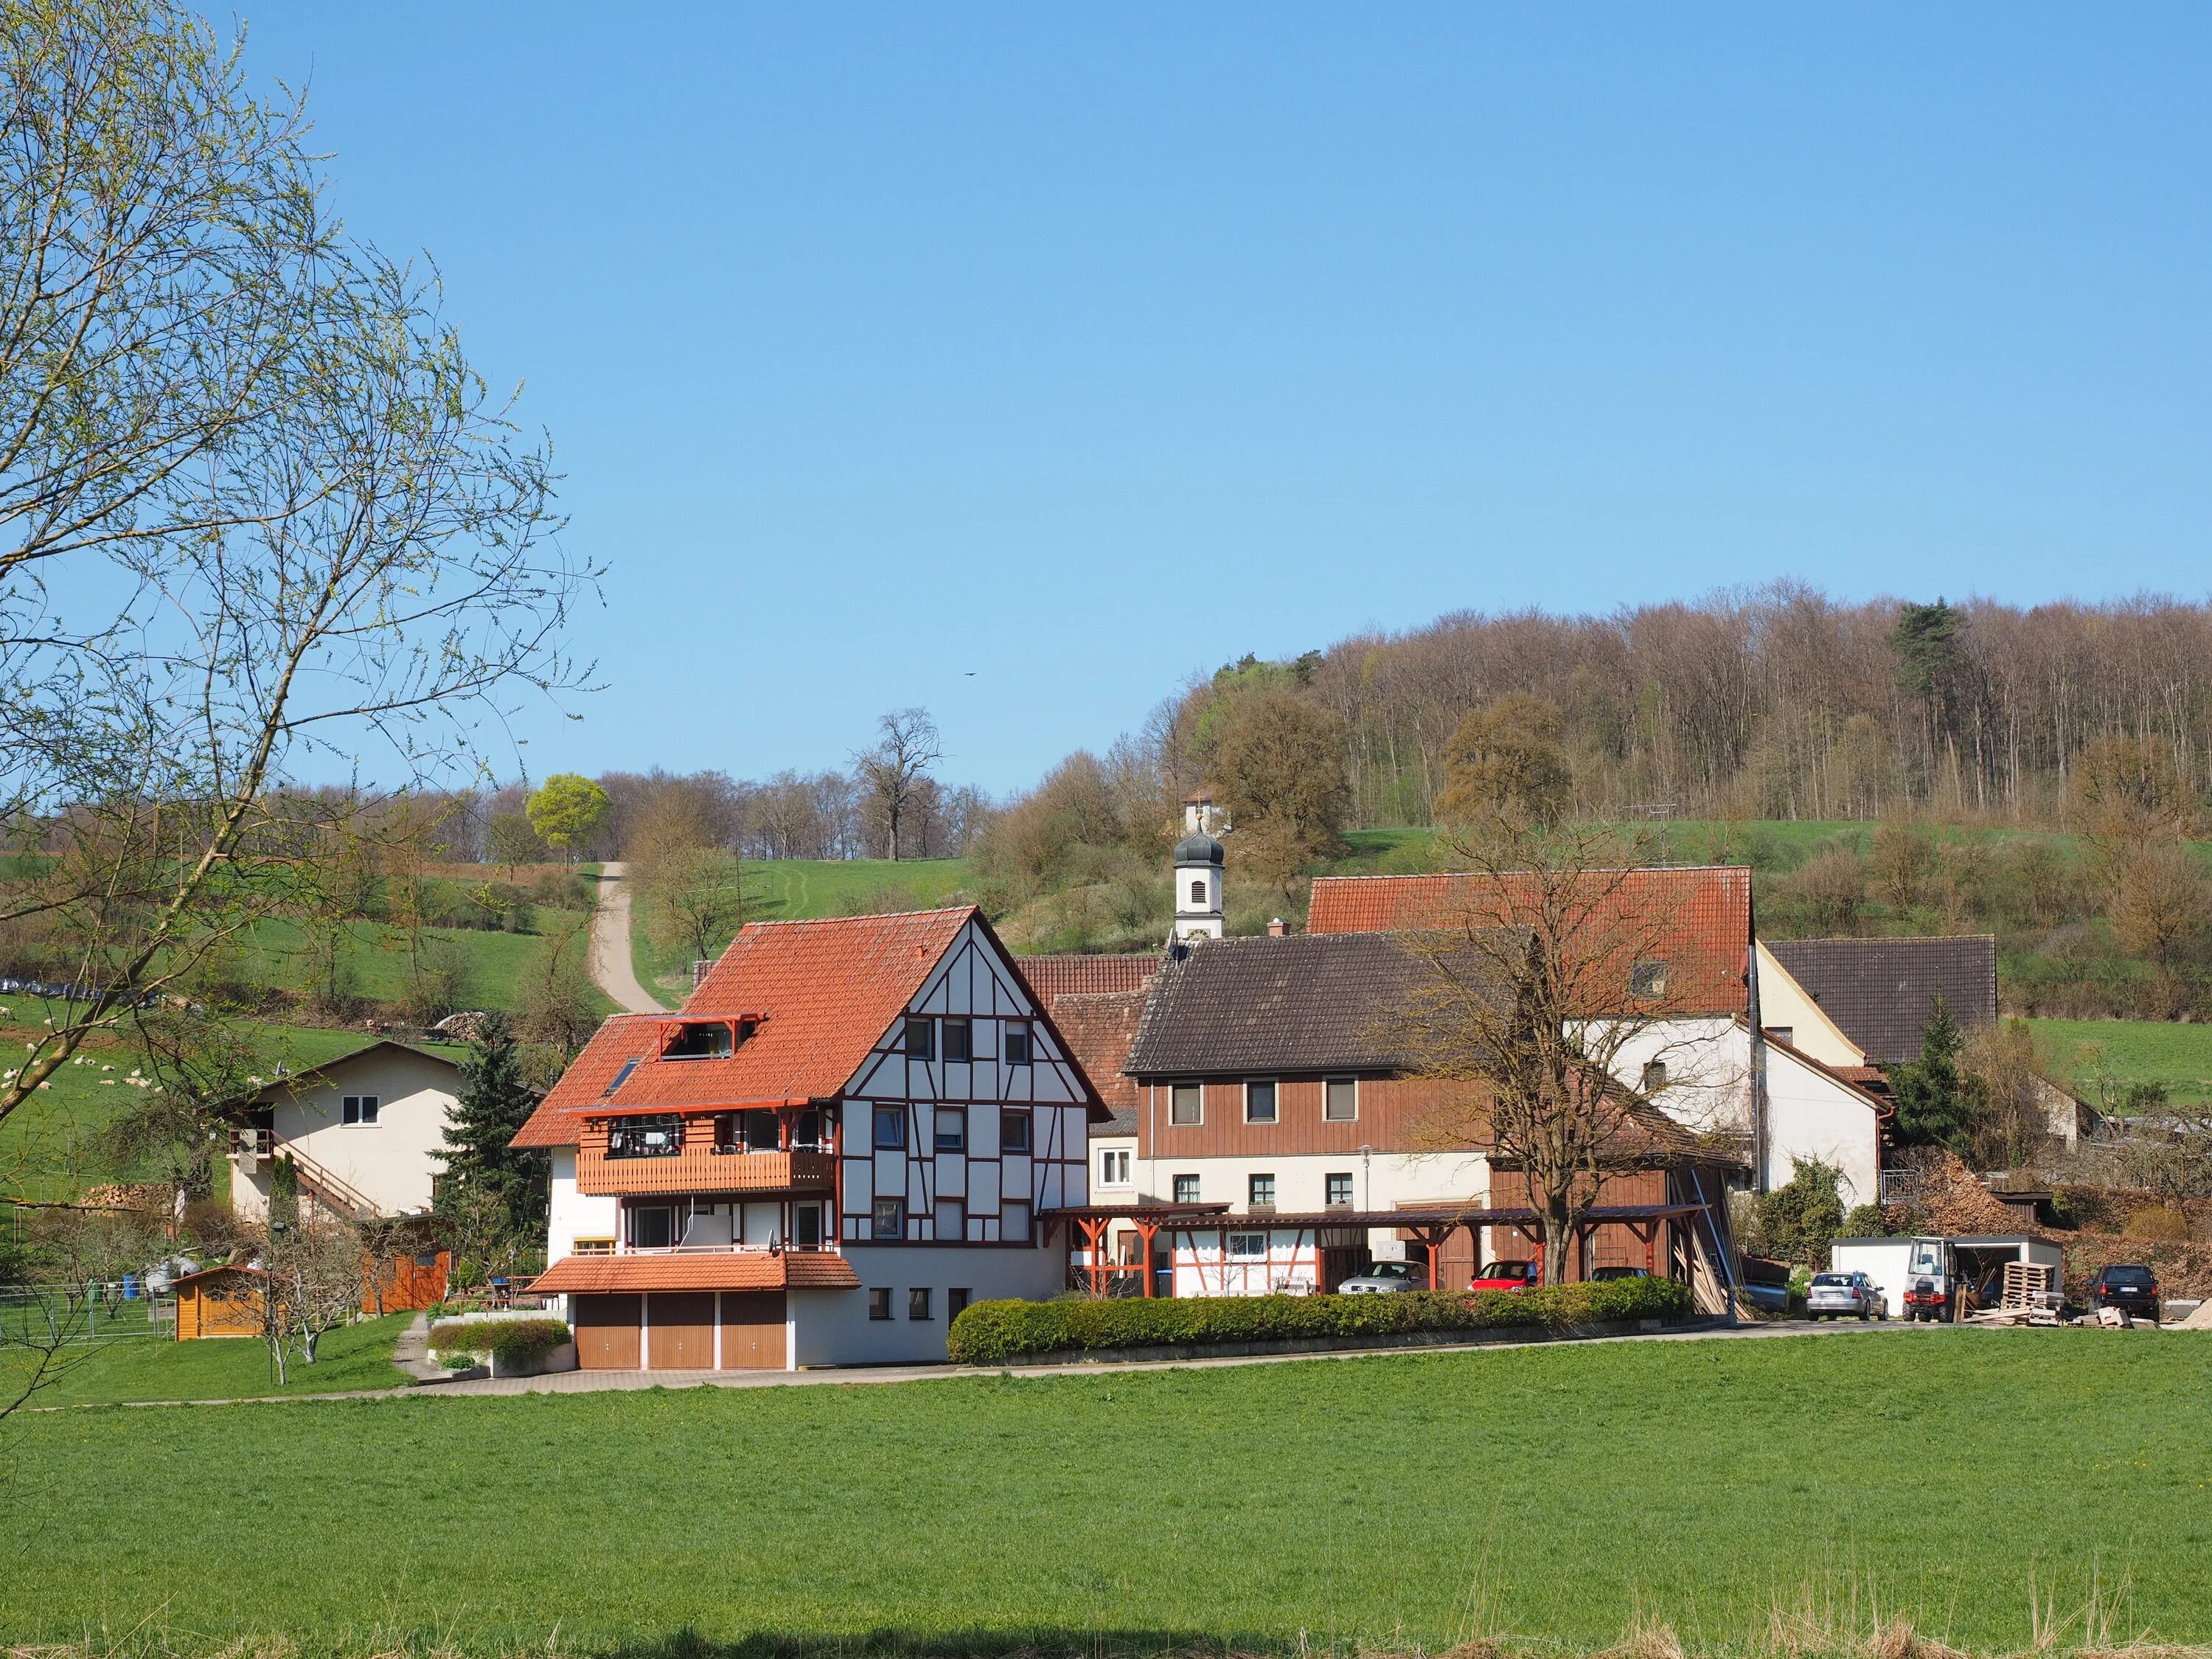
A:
[[1172, 824, 1225, 941]]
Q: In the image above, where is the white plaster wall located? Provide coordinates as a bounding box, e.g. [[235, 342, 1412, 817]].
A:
[[793, 1242, 1065, 1365], [1091, 1133, 1138, 1197], [547, 1148, 619, 1258], [1753, 945, 1866, 1067], [1601, 1018, 1753, 1135], [232, 1048, 462, 1217], [1765, 1043, 1882, 1208]]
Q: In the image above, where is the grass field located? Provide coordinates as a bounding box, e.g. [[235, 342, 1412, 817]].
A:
[[632, 858, 973, 1006], [234, 914, 619, 1018], [1, 1330, 2208, 1655], [4, 1310, 412, 1406], [2028, 1018, 2212, 1108]]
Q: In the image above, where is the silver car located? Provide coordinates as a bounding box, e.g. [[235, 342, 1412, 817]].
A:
[[1806, 1270, 1882, 1320], [1339, 1260, 1429, 1294]]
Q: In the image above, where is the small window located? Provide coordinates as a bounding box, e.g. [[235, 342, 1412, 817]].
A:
[[1248, 1172, 1276, 1208], [1229, 1231, 1267, 1259], [629, 1206, 675, 1250], [904, 1016, 935, 1060], [1245, 1080, 1277, 1124], [1766, 1026, 1793, 1046], [1169, 1082, 1203, 1126], [1002, 1200, 1032, 1244], [868, 1287, 892, 1321], [1641, 1060, 1669, 1093], [947, 1287, 971, 1321], [1326, 1172, 1354, 1208], [360, 1096, 379, 1125], [1000, 1110, 1032, 1154], [1189, 879, 1207, 905], [1004, 1023, 1032, 1065], [874, 1106, 907, 1150], [1631, 960, 1669, 998], [942, 1019, 972, 1063], [1324, 1079, 1357, 1122], [602, 1057, 641, 1096], [794, 1204, 823, 1248], [341, 1095, 381, 1126], [908, 1287, 933, 1321], [1173, 1173, 1200, 1204], [934, 1107, 967, 1152], [1099, 1148, 1131, 1187], [572, 1236, 615, 1256], [936, 1200, 965, 1242], [872, 1197, 905, 1240]]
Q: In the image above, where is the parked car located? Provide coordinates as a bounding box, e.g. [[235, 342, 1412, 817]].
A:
[[2087, 1263, 2162, 1323], [1806, 1270, 1882, 1320], [1471, 1260, 1537, 1290], [1589, 1266, 1651, 1282], [1338, 1260, 1429, 1294]]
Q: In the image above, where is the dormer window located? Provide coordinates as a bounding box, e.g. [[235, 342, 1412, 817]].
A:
[[663, 1019, 751, 1060], [1630, 960, 1669, 999]]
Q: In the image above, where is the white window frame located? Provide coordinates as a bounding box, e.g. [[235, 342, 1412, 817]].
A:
[[1228, 1231, 1267, 1260], [341, 1094, 380, 1126], [1099, 1148, 1132, 1188]]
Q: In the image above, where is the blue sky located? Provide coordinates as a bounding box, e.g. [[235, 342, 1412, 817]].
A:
[[241, 5, 2212, 796]]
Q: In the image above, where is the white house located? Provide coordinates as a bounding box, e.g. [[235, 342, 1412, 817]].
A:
[[231, 1040, 465, 1222]]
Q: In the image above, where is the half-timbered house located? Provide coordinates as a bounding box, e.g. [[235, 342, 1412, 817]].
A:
[[515, 907, 1105, 1368]]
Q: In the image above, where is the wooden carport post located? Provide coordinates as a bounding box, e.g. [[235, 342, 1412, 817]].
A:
[[1134, 1219, 1161, 1296]]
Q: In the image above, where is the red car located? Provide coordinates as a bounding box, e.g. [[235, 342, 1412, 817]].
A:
[[1471, 1259, 1538, 1291]]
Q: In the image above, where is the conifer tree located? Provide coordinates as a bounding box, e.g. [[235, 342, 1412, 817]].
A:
[[1890, 992, 1980, 1154], [436, 1014, 550, 1240]]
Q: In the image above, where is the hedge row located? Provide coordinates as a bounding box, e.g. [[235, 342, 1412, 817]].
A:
[[426, 1317, 571, 1359], [945, 1277, 1692, 1365]]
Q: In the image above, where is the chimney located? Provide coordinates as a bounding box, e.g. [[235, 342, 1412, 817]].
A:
[[1267, 917, 1289, 937]]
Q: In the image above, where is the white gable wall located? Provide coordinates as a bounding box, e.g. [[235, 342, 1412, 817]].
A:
[[1753, 944, 1867, 1068], [1764, 1042, 1882, 1208], [231, 1047, 460, 1220]]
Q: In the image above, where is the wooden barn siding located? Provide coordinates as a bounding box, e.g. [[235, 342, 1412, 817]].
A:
[[1137, 1075, 1489, 1161]]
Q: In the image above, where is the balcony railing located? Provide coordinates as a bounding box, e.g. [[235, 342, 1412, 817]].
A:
[[577, 1140, 836, 1197], [617, 1242, 838, 1256]]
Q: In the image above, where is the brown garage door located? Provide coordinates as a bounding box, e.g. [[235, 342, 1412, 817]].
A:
[[647, 1292, 717, 1369], [574, 1293, 641, 1371], [718, 1290, 787, 1370]]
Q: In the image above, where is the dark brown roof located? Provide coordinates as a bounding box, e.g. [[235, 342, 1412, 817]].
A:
[[1017, 953, 1161, 1004], [1051, 989, 1148, 1135], [1767, 936, 1997, 1065], [1124, 933, 1431, 1077]]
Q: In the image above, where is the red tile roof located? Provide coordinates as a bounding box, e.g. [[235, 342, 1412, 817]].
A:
[[529, 1252, 861, 1293], [1016, 953, 1161, 1004], [1049, 989, 1148, 1132], [515, 908, 975, 1148], [1306, 866, 1753, 1017]]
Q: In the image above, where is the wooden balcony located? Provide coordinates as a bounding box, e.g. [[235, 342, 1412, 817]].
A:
[[577, 1138, 836, 1198]]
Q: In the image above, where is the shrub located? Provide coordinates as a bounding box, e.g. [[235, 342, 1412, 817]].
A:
[[428, 1317, 570, 1360], [945, 1277, 1691, 1366], [1841, 1203, 1888, 1238], [2124, 1205, 2191, 1242]]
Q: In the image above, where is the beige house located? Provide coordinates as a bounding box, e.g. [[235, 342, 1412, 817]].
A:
[[231, 1040, 466, 1222]]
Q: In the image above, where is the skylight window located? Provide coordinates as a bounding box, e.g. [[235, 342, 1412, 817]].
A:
[[602, 1057, 641, 1096]]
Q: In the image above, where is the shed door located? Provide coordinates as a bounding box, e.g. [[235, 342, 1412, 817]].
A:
[[574, 1293, 642, 1370], [718, 1290, 787, 1370], [647, 1292, 716, 1369]]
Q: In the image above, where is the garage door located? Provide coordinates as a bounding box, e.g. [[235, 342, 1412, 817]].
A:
[[718, 1290, 787, 1370], [573, 1293, 641, 1370], [647, 1292, 717, 1369]]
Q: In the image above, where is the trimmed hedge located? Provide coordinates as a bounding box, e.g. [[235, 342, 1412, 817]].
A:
[[945, 1277, 1692, 1365], [427, 1316, 571, 1360]]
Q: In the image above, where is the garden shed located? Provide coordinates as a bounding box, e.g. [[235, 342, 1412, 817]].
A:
[[173, 1265, 265, 1340]]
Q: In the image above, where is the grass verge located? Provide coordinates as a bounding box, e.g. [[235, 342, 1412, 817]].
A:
[[0, 1330, 2206, 1654]]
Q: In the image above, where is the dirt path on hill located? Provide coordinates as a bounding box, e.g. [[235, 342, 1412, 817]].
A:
[[588, 862, 664, 1014]]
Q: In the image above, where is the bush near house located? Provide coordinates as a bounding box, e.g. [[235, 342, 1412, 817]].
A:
[[426, 1317, 571, 1361], [947, 1278, 1691, 1364]]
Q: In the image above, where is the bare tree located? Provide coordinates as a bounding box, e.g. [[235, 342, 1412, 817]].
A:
[[260, 1216, 364, 1382], [852, 708, 942, 862], [1394, 815, 1729, 1284], [0, 3, 594, 1141], [641, 846, 745, 967]]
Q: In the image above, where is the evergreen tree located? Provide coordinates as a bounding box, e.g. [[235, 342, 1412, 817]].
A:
[[436, 1013, 550, 1240], [1889, 991, 1980, 1154]]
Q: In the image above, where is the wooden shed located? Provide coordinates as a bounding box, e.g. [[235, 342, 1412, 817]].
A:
[[173, 1265, 265, 1340]]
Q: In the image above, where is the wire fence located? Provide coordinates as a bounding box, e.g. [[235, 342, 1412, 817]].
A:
[[0, 1284, 177, 1346]]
